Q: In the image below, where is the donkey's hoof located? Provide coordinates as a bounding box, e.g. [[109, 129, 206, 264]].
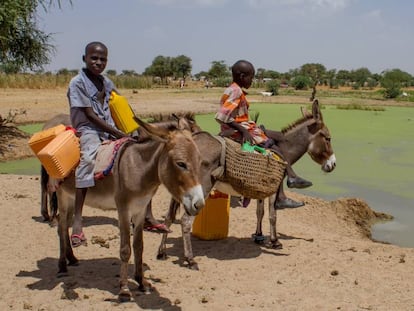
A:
[[252, 233, 265, 244], [118, 286, 132, 302], [41, 214, 50, 222], [267, 240, 283, 250], [186, 260, 199, 271], [156, 253, 168, 260], [138, 282, 153, 295]]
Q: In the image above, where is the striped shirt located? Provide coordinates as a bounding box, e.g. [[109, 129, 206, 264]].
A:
[[215, 82, 268, 145]]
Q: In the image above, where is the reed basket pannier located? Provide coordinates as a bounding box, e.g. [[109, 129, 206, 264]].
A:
[[221, 138, 286, 199]]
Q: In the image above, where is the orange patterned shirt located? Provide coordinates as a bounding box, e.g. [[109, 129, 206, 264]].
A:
[[215, 82, 268, 144]]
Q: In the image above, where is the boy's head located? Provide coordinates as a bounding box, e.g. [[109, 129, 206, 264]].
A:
[[232, 60, 255, 89], [82, 41, 108, 76]]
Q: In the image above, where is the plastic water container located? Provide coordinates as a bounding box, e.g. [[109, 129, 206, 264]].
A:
[[28, 124, 66, 155], [192, 190, 230, 240], [37, 130, 80, 179], [109, 91, 139, 134]]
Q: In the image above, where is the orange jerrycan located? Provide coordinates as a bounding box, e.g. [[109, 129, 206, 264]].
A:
[[28, 124, 66, 155], [37, 130, 80, 179], [192, 190, 230, 240], [109, 91, 139, 134]]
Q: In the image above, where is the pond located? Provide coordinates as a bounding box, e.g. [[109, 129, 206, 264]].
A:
[[198, 104, 414, 248], [2, 104, 413, 248]]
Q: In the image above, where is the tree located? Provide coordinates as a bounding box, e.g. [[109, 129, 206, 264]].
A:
[[266, 70, 281, 80], [0, 0, 69, 73], [256, 68, 281, 81], [143, 55, 173, 83], [299, 63, 327, 85], [350, 67, 371, 89], [106, 69, 117, 76], [381, 69, 413, 87], [121, 69, 138, 76], [171, 55, 192, 79], [380, 69, 413, 99], [336, 69, 352, 86], [291, 75, 311, 90], [208, 60, 230, 79], [256, 68, 266, 81]]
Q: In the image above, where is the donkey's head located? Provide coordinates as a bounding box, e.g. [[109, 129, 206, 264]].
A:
[[135, 116, 205, 215], [300, 100, 336, 172]]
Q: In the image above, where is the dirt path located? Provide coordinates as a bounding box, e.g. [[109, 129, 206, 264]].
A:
[[0, 88, 413, 310]]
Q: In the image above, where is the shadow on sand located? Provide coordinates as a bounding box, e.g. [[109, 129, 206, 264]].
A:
[[16, 256, 181, 310]]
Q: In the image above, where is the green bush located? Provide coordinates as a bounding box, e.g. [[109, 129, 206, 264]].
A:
[[213, 77, 232, 88], [381, 79, 402, 99], [265, 80, 279, 95], [291, 75, 311, 90]]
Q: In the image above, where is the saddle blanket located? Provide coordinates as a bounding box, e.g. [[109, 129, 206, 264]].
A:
[[94, 137, 133, 180]]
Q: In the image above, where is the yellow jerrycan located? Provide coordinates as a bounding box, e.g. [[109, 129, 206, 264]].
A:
[[192, 190, 230, 240], [109, 91, 139, 134]]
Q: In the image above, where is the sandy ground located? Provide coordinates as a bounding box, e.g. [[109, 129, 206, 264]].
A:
[[0, 88, 413, 310]]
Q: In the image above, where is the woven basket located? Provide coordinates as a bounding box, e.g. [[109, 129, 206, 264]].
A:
[[222, 138, 286, 199]]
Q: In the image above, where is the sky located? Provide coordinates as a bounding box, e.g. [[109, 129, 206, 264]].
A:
[[37, 0, 414, 76]]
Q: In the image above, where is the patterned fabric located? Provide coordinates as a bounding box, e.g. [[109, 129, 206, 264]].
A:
[[215, 82, 268, 145], [94, 137, 133, 180]]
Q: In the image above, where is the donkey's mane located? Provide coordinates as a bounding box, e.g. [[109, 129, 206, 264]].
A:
[[136, 112, 196, 143], [281, 113, 313, 134], [148, 112, 196, 124]]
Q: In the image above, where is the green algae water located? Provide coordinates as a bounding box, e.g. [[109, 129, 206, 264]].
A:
[[197, 104, 414, 248]]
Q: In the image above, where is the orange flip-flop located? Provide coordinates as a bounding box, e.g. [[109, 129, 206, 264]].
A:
[[144, 223, 172, 234], [71, 232, 87, 247]]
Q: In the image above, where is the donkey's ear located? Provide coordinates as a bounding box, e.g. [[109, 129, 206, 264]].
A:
[[177, 117, 192, 131], [134, 117, 169, 142], [312, 99, 323, 122], [301, 106, 309, 117], [301, 106, 313, 118]]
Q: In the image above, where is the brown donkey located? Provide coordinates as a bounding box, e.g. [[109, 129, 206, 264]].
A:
[[44, 115, 204, 300], [157, 99, 336, 270]]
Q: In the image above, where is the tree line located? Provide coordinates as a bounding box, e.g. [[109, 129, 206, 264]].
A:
[[1, 0, 413, 98]]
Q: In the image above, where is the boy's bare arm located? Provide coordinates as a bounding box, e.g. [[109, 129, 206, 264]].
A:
[[218, 120, 254, 144], [84, 107, 127, 139]]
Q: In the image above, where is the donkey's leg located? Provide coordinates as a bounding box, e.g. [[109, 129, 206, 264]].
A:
[[40, 166, 50, 222], [157, 198, 180, 260], [131, 213, 152, 293], [117, 205, 133, 302], [57, 197, 78, 276], [267, 193, 282, 249], [181, 213, 198, 270], [49, 192, 59, 226], [253, 199, 266, 244], [57, 216, 68, 276]]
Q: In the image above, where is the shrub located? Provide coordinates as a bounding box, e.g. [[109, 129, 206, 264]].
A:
[[265, 80, 279, 95], [291, 75, 311, 90]]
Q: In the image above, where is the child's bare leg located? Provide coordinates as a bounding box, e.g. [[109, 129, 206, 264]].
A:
[[144, 200, 171, 233], [71, 187, 87, 247]]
